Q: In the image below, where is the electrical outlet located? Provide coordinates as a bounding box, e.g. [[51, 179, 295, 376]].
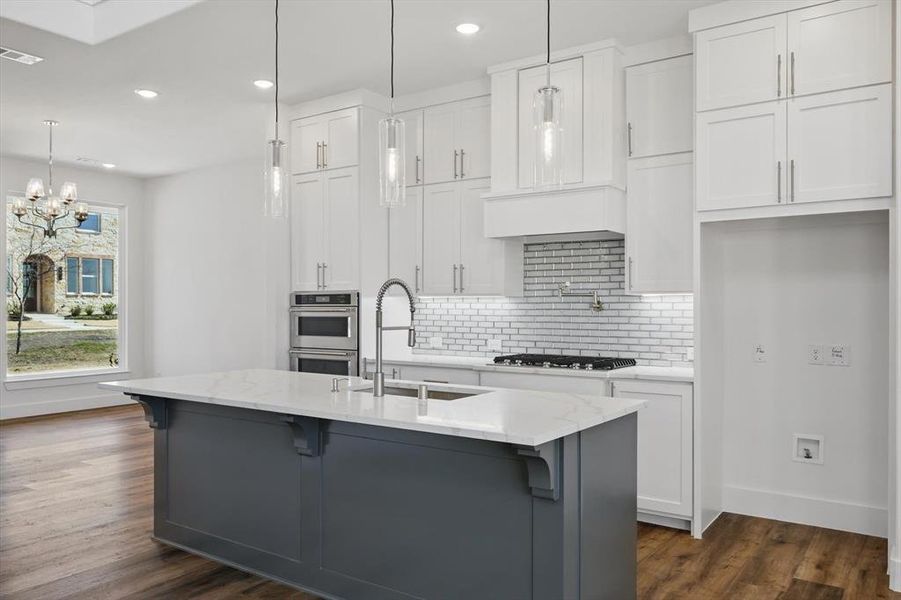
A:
[[793, 434, 824, 465], [487, 339, 503, 352], [753, 344, 767, 363], [808, 344, 825, 365], [827, 344, 850, 366], [429, 336, 443, 349]]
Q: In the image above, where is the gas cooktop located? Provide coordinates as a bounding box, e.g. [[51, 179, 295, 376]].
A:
[[492, 353, 637, 371]]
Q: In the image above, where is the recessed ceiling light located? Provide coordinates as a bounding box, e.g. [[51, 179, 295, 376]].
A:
[[455, 23, 480, 35], [254, 79, 274, 89], [134, 89, 158, 99], [102, 163, 116, 169]]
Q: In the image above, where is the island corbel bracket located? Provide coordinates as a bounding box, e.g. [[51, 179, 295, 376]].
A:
[[279, 415, 322, 457], [131, 395, 167, 429], [515, 439, 562, 501]]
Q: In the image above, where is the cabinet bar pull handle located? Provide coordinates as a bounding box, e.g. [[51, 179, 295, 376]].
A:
[[316, 142, 321, 169], [459, 148, 465, 178], [777, 161, 782, 203], [415, 265, 420, 293], [610, 381, 616, 395], [459, 264, 465, 293], [452, 264, 458, 293], [316, 263, 322, 289], [627, 123, 633, 156], [790, 159, 795, 202], [415, 155, 421, 183], [628, 256, 633, 288], [790, 52, 795, 96], [777, 54, 782, 97], [322, 142, 328, 168], [321, 263, 328, 288], [453, 150, 458, 179]]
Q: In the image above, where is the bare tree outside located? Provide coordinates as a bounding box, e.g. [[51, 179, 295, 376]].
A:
[[6, 226, 59, 355]]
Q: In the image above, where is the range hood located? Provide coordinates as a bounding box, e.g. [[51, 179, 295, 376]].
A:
[[482, 184, 625, 238]]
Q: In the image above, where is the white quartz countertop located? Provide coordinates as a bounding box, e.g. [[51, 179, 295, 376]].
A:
[[367, 355, 694, 383], [99, 369, 644, 447]]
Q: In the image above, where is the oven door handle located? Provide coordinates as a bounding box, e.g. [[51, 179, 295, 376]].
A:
[[291, 350, 356, 358]]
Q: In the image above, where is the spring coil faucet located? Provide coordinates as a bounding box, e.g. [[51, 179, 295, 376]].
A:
[[373, 278, 416, 397]]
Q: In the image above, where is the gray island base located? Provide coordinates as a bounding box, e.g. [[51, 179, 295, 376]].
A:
[[103, 370, 641, 600]]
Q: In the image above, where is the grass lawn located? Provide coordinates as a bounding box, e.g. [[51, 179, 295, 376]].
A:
[[6, 329, 118, 374], [74, 318, 119, 328], [5, 319, 57, 332]]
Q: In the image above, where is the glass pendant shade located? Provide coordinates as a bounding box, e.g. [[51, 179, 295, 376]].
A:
[[74, 202, 89, 221], [379, 116, 406, 208], [26, 178, 44, 201], [533, 84, 564, 189], [59, 181, 77, 204], [264, 138, 287, 218], [46, 196, 62, 217], [12, 197, 27, 217]]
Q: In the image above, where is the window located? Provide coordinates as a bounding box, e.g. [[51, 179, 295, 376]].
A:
[[66, 257, 78, 293], [65, 257, 115, 296], [76, 212, 101, 234]]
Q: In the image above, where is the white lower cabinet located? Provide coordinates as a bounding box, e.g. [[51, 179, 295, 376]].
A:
[[479, 371, 606, 395], [611, 379, 693, 518]]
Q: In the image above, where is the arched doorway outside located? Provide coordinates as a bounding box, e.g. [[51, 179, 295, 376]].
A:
[[22, 254, 56, 314]]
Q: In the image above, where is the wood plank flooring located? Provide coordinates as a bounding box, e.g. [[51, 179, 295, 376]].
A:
[[0, 405, 896, 599]]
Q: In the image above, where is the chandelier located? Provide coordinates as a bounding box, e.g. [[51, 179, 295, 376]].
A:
[[11, 120, 89, 238]]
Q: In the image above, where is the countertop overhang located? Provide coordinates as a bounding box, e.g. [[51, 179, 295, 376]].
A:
[[99, 369, 644, 447]]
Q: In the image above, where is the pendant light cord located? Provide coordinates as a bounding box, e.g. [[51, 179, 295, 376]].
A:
[[390, 0, 395, 103], [546, 0, 551, 65], [48, 123, 53, 192], [274, 0, 280, 137]]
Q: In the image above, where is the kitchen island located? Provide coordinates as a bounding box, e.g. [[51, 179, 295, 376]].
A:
[[100, 369, 644, 600]]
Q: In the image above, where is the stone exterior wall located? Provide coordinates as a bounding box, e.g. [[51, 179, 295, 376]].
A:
[[6, 201, 119, 316]]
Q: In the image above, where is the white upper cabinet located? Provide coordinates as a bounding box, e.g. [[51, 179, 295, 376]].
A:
[[398, 109, 424, 186], [695, 14, 786, 112], [388, 186, 423, 293], [421, 183, 460, 295], [787, 84, 892, 204], [627, 55, 693, 158], [422, 97, 490, 185], [517, 58, 584, 186], [696, 101, 786, 211], [290, 107, 359, 174], [695, 1, 892, 112], [459, 179, 507, 295], [786, 0, 891, 97], [626, 153, 693, 294]]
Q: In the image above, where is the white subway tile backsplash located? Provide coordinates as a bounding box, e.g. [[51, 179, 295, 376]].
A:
[[414, 239, 694, 367]]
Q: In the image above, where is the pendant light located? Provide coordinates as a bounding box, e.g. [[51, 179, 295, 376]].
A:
[[264, 0, 287, 218], [378, 0, 406, 208], [533, 0, 564, 189]]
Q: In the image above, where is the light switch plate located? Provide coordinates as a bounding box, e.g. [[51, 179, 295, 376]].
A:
[[808, 344, 825, 365], [827, 345, 850, 366], [753, 344, 767, 363]]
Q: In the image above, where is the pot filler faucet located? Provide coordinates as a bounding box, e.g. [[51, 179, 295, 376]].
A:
[[373, 278, 416, 397]]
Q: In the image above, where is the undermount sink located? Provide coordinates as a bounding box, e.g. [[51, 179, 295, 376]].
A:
[[352, 384, 482, 401]]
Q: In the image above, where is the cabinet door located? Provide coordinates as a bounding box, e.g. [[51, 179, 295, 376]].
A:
[[322, 168, 359, 290], [611, 380, 693, 518], [518, 58, 584, 187], [421, 183, 460, 295], [457, 96, 491, 180], [787, 84, 891, 204], [695, 14, 786, 111], [787, 0, 891, 97], [423, 103, 458, 184], [696, 101, 786, 211], [388, 186, 423, 293], [291, 173, 325, 290], [459, 178, 503, 295], [627, 55, 693, 158], [626, 153, 693, 294], [323, 108, 359, 170], [398, 109, 424, 185], [291, 117, 327, 174]]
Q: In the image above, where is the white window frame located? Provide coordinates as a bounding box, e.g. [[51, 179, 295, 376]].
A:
[[2, 197, 130, 386]]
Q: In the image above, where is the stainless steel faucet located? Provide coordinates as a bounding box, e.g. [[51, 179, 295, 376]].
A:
[[373, 278, 416, 397]]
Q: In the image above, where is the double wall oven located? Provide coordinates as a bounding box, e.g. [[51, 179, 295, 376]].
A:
[[289, 291, 359, 376]]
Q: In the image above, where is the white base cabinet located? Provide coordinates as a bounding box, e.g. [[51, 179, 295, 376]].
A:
[[611, 379, 693, 518]]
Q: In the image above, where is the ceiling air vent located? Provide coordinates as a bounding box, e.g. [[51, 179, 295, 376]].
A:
[[0, 47, 44, 65]]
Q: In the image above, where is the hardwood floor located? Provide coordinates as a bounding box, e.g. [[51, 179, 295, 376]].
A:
[[0, 405, 896, 599]]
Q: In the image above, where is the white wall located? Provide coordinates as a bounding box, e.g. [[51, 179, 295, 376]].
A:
[[0, 155, 146, 418], [706, 212, 890, 537], [143, 159, 289, 377]]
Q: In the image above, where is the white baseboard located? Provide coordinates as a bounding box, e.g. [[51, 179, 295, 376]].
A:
[[890, 556, 901, 592], [638, 511, 691, 531], [723, 484, 887, 538], [0, 393, 132, 420]]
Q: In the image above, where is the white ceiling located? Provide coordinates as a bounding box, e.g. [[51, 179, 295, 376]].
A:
[[0, 0, 715, 179]]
